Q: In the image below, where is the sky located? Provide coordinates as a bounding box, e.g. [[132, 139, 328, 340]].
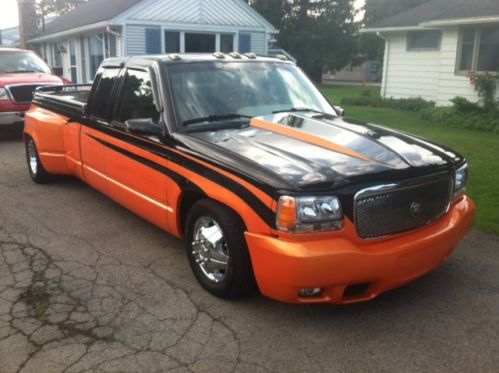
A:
[[0, 0, 366, 29]]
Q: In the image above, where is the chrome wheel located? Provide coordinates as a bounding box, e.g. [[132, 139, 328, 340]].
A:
[[27, 139, 38, 175], [191, 216, 229, 283]]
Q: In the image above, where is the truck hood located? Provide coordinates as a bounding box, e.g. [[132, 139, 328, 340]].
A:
[[180, 112, 464, 191], [0, 72, 63, 88]]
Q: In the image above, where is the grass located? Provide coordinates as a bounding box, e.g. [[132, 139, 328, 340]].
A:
[[320, 84, 499, 236]]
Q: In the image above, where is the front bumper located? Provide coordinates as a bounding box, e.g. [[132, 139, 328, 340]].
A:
[[246, 196, 475, 304], [0, 111, 25, 126]]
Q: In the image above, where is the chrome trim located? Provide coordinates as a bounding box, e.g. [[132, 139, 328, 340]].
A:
[[353, 172, 453, 240], [0, 112, 24, 125]]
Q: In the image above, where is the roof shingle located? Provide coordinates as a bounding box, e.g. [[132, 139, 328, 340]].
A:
[[369, 0, 499, 29], [38, 0, 143, 36]]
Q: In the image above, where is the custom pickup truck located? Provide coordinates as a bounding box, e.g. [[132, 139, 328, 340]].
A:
[[24, 54, 475, 304], [0, 48, 65, 129]]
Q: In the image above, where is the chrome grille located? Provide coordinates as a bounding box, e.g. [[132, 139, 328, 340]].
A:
[[6, 84, 41, 103], [354, 176, 453, 239]]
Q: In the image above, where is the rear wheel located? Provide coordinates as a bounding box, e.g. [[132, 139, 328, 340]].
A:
[[185, 199, 255, 299], [25, 137, 53, 183]]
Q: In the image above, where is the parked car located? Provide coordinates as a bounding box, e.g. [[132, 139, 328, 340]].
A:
[[23, 54, 475, 304], [0, 48, 65, 129]]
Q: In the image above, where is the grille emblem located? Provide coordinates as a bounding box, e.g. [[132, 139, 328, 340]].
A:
[[410, 201, 423, 218]]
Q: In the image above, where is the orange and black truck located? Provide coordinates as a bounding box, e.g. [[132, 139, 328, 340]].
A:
[[24, 54, 475, 304]]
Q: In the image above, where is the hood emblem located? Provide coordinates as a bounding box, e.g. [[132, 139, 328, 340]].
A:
[[410, 201, 423, 218]]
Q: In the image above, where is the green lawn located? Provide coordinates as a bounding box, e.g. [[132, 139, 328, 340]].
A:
[[320, 84, 499, 236]]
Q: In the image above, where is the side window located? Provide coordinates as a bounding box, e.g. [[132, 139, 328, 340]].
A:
[[117, 69, 160, 123], [91, 67, 120, 120]]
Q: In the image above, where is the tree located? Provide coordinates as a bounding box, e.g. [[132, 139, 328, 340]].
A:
[[36, 0, 87, 30], [251, 0, 358, 82]]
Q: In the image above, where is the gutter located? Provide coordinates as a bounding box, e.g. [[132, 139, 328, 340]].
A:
[[362, 15, 499, 33], [361, 26, 429, 33], [420, 15, 499, 27], [28, 21, 120, 43]]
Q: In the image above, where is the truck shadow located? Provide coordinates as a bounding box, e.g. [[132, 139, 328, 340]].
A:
[[0, 127, 24, 142]]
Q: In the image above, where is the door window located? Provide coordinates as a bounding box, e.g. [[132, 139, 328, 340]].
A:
[[117, 69, 159, 123], [91, 67, 120, 120]]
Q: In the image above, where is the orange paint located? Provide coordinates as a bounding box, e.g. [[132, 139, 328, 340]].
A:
[[251, 117, 371, 162]]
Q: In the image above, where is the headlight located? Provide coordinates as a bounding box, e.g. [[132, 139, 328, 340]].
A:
[[0, 88, 10, 100], [454, 164, 468, 198], [276, 195, 343, 232]]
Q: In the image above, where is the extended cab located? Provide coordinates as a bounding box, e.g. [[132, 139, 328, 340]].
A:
[[24, 54, 475, 304], [0, 48, 65, 129]]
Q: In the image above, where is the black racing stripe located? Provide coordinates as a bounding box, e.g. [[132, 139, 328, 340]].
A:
[[84, 133, 276, 228], [82, 120, 277, 196]]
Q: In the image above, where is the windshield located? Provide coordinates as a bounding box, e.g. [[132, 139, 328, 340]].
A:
[[166, 61, 336, 127], [0, 51, 51, 74]]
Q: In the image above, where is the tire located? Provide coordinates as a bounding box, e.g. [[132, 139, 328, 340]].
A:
[[25, 137, 53, 184], [185, 199, 256, 299]]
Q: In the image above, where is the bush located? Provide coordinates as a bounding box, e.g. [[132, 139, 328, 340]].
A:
[[449, 96, 483, 114], [340, 91, 435, 112], [466, 71, 499, 111], [420, 106, 499, 132]]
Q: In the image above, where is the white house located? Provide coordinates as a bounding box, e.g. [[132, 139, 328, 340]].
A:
[[23, 0, 277, 84], [362, 0, 499, 106]]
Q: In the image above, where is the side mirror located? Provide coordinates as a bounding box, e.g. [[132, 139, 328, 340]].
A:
[[125, 118, 163, 136], [334, 106, 346, 117]]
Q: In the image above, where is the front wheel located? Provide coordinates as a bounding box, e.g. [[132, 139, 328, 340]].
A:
[[25, 137, 53, 183], [185, 199, 256, 299]]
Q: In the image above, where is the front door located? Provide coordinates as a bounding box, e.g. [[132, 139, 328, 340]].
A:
[[104, 68, 171, 231]]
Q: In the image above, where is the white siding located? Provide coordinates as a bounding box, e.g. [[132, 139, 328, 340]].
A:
[[381, 28, 490, 106], [126, 25, 147, 55], [250, 31, 266, 55], [61, 39, 72, 82], [436, 27, 479, 106], [382, 32, 440, 102]]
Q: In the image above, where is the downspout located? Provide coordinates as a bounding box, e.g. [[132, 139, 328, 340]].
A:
[[377, 32, 390, 99]]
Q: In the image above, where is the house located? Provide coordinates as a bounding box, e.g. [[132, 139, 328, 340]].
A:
[[20, 0, 277, 83], [362, 0, 499, 106], [0, 26, 20, 47]]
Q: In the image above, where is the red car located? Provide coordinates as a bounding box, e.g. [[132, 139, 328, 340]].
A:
[[0, 48, 65, 129]]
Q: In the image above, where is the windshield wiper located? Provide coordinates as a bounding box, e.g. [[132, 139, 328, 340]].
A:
[[183, 113, 252, 127], [272, 107, 325, 115]]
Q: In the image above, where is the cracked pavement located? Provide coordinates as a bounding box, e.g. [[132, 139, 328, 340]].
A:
[[1, 133, 499, 372]]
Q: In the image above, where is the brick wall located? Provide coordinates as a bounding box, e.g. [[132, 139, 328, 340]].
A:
[[17, 0, 37, 49]]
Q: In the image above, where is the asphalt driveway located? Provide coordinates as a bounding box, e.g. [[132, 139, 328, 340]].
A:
[[1, 133, 498, 373]]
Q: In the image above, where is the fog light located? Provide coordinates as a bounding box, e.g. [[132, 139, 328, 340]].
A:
[[298, 288, 324, 297]]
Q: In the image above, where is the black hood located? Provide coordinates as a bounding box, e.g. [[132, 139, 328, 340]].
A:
[[175, 113, 464, 192]]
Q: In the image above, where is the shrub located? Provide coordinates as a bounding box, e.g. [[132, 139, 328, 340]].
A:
[[340, 92, 435, 112], [450, 96, 483, 114], [466, 71, 499, 111], [420, 106, 499, 132]]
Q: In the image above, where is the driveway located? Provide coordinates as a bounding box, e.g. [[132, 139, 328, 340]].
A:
[[1, 134, 498, 373]]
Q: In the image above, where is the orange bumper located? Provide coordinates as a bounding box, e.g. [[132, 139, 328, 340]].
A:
[[246, 196, 475, 304]]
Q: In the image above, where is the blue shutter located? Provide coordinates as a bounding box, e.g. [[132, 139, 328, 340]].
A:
[[145, 27, 161, 54], [239, 33, 251, 53]]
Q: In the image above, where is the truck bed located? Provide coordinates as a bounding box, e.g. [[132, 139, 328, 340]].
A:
[[32, 85, 92, 118]]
